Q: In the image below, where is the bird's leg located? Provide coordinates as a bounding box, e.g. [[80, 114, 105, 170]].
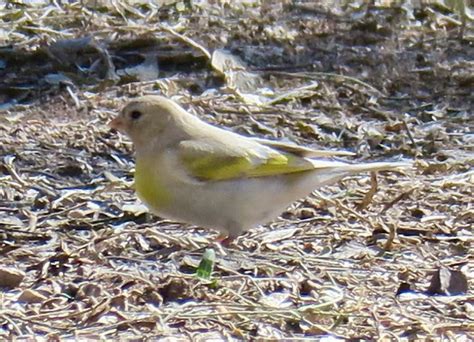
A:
[[188, 232, 231, 257], [217, 221, 244, 248], [210, 234, 233, 256], [216, 234, 235, 248]]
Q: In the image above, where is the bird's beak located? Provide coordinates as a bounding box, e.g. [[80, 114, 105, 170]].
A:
[[109, 117, 124, 131]]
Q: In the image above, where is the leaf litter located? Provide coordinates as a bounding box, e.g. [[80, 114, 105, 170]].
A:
[[0, 1, 473, 340]]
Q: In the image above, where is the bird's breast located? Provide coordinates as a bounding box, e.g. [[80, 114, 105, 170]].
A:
[[134, 157, 171, 211]]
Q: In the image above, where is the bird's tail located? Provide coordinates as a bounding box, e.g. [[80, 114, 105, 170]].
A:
[[305, 160, 411, 188], [282, 159, 411, 207], [308, 159, 411, 172], [335, 161, 412, 174]]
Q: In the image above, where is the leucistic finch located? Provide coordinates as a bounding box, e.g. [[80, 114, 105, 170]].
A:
[[109, 96, 409, 240]]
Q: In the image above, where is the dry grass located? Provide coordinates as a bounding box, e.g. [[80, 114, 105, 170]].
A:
[[0, 1, 473, 340]]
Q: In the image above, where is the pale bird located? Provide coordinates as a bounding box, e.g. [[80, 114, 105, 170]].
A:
[[109, 96, 409, 241]]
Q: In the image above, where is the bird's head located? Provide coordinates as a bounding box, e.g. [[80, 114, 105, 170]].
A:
[[109, 95, 192, 149]]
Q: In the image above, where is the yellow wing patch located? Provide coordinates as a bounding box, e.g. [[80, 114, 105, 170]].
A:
[[179, 140, 315, 181]]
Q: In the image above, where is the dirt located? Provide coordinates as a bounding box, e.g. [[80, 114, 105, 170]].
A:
[[0, 1, 473, 340]]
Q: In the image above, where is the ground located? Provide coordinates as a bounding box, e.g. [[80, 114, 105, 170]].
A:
[[0, 1, 473, 340]]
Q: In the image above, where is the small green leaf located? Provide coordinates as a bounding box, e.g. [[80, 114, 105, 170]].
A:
[[196, 248, 216, 280]]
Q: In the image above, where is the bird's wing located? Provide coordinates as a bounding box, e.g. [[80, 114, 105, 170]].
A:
[[176, 138, 316, 181], [250, 137, 355, 158]]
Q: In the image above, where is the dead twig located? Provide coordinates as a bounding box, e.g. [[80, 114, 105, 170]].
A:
[[356, 172, 378, 211], [402, 119, 417, 149], [158, 24, 212, 60], [381, 188, 415, 213]]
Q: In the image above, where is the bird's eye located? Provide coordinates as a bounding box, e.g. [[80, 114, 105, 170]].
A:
[[130, 110, 142, 120]]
